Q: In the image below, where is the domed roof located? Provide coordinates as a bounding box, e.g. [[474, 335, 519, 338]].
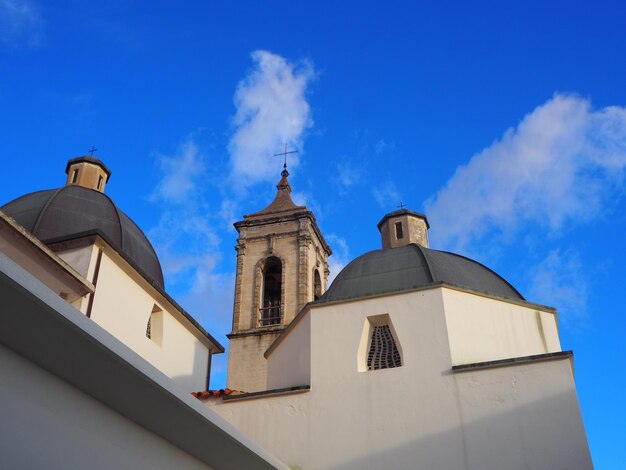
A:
[[1, 185, 164, 288], [319, 243, 523, 303]]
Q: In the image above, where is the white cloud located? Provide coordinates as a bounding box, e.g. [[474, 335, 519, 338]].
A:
[[0, 0, 41, 47], [149, 140, 220, 292], [375, 139, 396, 155], [217, 198, 239, 232], [228, 50, 315, 188], [528, 250, 588, 328], [332, 158, 362, 192], [151, 140, 204, 205], [425, 94, 626, 251], [326, 234, 351, 284], [372, 181, 401, 209], [149, 139, 236, 389]]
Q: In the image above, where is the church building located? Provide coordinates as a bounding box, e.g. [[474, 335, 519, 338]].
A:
[[200, 166, 593, 469], [0, 155, 592, 469]]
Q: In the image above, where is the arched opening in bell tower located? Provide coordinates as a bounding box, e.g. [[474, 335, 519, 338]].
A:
[[314, 269, 322, 301], [260, 256, 282, 326]]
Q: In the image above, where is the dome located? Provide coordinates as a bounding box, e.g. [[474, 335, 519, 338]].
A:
[[1, 185, 164, 288], [319, 243, 522, 303]]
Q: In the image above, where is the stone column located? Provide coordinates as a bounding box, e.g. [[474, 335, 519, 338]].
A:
[[231, 241, 245, 331]]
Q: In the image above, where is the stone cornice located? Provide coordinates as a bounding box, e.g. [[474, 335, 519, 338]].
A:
[[227, 325, 287, 339], [234, 210, 332, 256]]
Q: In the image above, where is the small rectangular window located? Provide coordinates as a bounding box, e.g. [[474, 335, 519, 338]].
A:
[[147, 304, 163, 345], [72, 169, 78, 183], [395, 221, 403, 239], [97, 175, 103, 190]]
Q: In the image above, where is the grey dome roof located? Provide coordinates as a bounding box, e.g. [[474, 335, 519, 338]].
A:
[[319, 244, 523, 303], [2, 185, 164, 288]]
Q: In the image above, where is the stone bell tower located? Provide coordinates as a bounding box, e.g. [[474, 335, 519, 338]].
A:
[[227, 166, 332, 392]]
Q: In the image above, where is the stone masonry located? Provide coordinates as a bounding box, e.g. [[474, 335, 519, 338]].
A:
[[227, 170, 331, 391]]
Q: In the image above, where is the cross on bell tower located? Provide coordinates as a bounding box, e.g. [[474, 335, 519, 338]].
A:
[[274, 143, 297, 175], [227, 157, 332, 392]]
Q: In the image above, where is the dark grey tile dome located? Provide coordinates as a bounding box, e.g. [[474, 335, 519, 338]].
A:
[[319, 243, 523, 303], [2, 185, 164, 288]]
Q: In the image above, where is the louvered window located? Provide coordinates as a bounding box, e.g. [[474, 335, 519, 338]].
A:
[[367, 325, 402, 370]]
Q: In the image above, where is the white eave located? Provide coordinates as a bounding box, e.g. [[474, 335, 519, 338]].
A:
[[0, 210, 94, 302], [0, 254, 287, 470]]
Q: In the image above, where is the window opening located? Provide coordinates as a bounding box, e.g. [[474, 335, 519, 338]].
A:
[[147, 304, 163, 345], [97, 174, 103, 190], [72, 169, 78, 183], [368, 325, 402, 370], [260, 257, 281, 326], [395, 221, 404, 239], [313, 269, 322, 301]]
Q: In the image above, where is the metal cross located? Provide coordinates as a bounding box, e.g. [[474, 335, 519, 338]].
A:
[[274, 143, 297, 171], [398, 202, 407, 209], [88, 146, 97, 156]]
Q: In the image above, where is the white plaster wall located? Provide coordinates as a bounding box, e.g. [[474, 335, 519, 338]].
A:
[[56, 244, 95, 278], [0, 343, 210, 470], [209, 287, 590, 469], [89, 252, 209, 392], [206, 393, 310, 469], [454, 359, 592, 470], [266, 313, 311, 389], [442, 288, 562, 365]]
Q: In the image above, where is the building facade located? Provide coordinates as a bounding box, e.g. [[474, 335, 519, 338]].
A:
[[201, 183, 593, 469]]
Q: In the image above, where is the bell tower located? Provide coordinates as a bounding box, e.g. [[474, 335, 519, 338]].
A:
[[227, 167, 332, 391]]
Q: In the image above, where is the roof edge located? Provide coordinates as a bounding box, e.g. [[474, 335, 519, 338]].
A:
[[452, 351, 573, 373], [377, 209, 430, 229], [44, 230, 225, 353], [65, 155, 112, 181]]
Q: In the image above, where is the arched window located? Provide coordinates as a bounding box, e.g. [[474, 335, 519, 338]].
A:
[[313, 269, 322, 301], [260, 257, 282, 326], [146, 304, 163, 345]]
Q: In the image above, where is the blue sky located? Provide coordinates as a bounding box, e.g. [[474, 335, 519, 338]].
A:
[[2, 1, 625, 467]]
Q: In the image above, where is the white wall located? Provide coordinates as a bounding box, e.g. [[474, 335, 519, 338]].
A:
[[266, 312, 311, 389], [89, 251, 209, 393], [0, 343, 210, 470], [208, 287, 591, 469], [56, 244, 95, 278], [442, 288, 561, 365]]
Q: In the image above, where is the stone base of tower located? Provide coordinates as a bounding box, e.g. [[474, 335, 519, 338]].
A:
[[227, 329, 285, 392]]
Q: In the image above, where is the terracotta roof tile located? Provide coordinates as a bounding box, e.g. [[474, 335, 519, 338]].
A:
[[192, 388, 246, 400]]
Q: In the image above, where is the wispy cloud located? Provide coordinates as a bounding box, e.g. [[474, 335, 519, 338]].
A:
[[423, 93, 626, 327], [151, 140, 204, 205], [326, 234, 351, 283], [149, 139, 235, 388], [425, 94, 626, 251], [375, 139, 396, 155], [372, 181, 401, 209], [228, 50, 315, 188], [528, 250, 589, 329], [0, 0, 42, 47], [331, 158, 363, 193], [149, 140, 219, 291]]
